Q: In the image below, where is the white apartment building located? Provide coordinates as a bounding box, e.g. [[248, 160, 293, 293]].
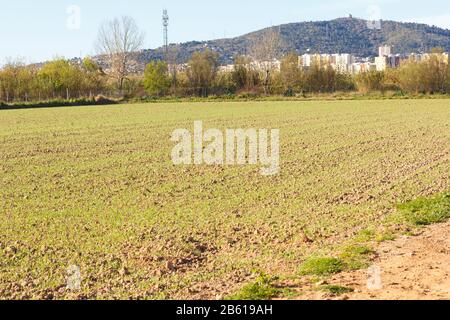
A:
[[379, 45, 393, 57], [333, 54, 355, 73], [375, 56, 387, 71], [300, 53, 355, 72], [375, 45, 401, 71], [300, 54, 313, 67], [375, 55, 401, 71]]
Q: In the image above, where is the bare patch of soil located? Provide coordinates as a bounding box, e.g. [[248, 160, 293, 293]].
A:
[[299, 221, 450, 300]]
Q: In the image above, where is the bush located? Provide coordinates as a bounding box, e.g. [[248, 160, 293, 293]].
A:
[[236, 92, 259, 100], [94, 95, 117, 105], [143, 61, 171, 97], [397, 56, 450, 94], [0, 97, 118, 110], [284, 87, 295, 97], [355, 71, 385, 93]]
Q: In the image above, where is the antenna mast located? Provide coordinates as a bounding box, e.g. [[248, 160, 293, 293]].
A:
[[162, 9, 169, 59]]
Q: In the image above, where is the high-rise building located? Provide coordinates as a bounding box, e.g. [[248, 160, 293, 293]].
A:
[[379, 45, 393, 57], [375, 46, 400, 71], [375, 56, 387, 71], [334, 54, 354, 73]]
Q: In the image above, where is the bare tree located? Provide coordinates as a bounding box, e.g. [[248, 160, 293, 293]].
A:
[[250, 28, 284, 94], [96, 16, 144, 91]]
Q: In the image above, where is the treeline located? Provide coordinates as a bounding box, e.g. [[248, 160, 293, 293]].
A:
[[142, 49, 450, 98], [355, 55, 450, 95], [141, 51, 356, 98], [0, 58, 106, 103], [1, 50, 449, 105]]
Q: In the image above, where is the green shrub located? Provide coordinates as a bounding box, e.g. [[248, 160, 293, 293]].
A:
[[227, 274, 280, 300], [299, 257, 344, 276], [0, 97, 118, 110], [397, 192, 450, 226], [93, 95, 117, 105]]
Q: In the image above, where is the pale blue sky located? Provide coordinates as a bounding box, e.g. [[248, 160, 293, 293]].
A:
[[0, 0, 449, 64]]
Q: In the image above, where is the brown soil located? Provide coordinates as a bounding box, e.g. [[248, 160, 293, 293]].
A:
[[297, 220, 450, 300]]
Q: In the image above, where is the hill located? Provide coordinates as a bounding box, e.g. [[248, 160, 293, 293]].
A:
[[135, 17, 450, 66]]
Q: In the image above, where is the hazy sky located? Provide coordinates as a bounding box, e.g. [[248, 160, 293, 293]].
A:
[[0, 0, 449, 63]]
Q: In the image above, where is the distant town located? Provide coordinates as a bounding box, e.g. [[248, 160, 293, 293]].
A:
[[213, 45, 450, 74], [68, 45, 449, 76]]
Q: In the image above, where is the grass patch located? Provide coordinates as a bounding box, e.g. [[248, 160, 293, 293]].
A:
[[341, 245, 373, 256], [322, 285, 354, 295], [227, 274, 281, 300], [299, 257, 344, 276], [340, 245, 375, 270], [375, 232, 396, 242], [397, 192, 450, 226], [354, 228, 396, 243], [354, 229, 376, 242]]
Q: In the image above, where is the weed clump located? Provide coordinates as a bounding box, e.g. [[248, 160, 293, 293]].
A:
[[227, 274, 280, 300], [299, 257, 344, 276], [340, 245, 375, 270], [322, 285, 354, 295], [397, 193, 450, 226]]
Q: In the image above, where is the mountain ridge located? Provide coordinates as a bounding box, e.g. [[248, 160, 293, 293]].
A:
[[115, 17, 450, 70]]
